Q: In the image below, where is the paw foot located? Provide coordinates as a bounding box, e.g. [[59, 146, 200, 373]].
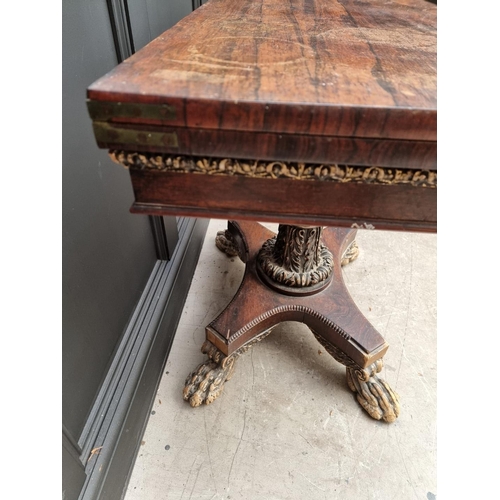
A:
[[183, 341, 235, 407], [346, 359, 400, 423], [341, 240, 359, 266], [215, 230, 239, 257]]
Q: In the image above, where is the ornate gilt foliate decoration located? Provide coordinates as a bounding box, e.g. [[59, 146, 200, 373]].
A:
[[310, 330, 400, 422], [346, 360, 400, 423], [341, 240, 360, 266], [183, 331, 273, 407], [215, 230, 239, 257], [109, 151, 437, 188]]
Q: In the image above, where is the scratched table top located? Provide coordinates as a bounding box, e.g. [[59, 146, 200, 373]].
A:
[[87, 0, 436, 231], [88, 0, 436, 142]]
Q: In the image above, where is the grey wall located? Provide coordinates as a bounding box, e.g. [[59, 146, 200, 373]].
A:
[[63, 0, 158, 449], [128, 0, 193, 51], [62, 1, 207, 499]]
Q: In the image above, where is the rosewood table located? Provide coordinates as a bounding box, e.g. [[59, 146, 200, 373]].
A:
[[87, 0, 436, 423]]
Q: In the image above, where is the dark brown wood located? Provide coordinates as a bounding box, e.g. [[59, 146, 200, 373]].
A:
[[86, 0, 436, 422], [87, 0, 436, 168], [87, 0, 436, 230], [94, 122, 436, 169], [88, 0, 436, 142], [128, 168, 436, 232], [183, 221, 400, 422], [207, 221, 387, 368]]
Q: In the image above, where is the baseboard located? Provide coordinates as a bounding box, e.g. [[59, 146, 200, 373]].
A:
[[78, 217, 209, 500]]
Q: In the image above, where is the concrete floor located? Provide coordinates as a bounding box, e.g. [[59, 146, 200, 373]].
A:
[[125, 219, 437, 500]]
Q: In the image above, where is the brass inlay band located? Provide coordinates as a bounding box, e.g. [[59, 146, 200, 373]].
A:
[[109, 151, 436, 187], [87, 100, 176, 121], [94, 123, 178, 149]]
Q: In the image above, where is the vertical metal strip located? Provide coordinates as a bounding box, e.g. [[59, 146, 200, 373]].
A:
[[106, 0, 135, 62]]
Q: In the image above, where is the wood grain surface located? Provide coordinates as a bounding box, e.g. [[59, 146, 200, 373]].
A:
[[129, 169, 437, 231], [88, 0, 436, 141], [95, 122, 436, 168], [206, 221, 389, 366]]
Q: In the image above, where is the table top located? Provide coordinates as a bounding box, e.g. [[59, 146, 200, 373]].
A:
[[87, 0, 437, 232], [88, 0, 436, 142]]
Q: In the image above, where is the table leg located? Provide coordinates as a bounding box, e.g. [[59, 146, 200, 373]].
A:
[[183, 221, 399, 422]]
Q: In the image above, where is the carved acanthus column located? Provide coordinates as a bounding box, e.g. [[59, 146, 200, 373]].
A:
[[257, 225, 334, 294]]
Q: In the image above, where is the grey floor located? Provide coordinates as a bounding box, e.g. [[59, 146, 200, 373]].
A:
[[125, 219, 437, 500]]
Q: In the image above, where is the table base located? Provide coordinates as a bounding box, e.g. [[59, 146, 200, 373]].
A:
[[183, 221, 400, 423]]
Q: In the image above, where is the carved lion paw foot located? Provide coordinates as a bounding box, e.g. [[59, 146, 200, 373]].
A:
[[346, 359, 400, 423], [341, 240, 359, 266], [215, 230, 239, 257], [183, 341, 236, 407]]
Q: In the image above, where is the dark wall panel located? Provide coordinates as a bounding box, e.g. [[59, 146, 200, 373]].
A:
[[62, 431, 86, 500], [128, 0, 192, 51], [62, 0, 157, 440], [63, 1, 208, 498]]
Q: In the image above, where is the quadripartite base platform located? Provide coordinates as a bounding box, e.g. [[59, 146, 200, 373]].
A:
[[183, 220, 400, 423]]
